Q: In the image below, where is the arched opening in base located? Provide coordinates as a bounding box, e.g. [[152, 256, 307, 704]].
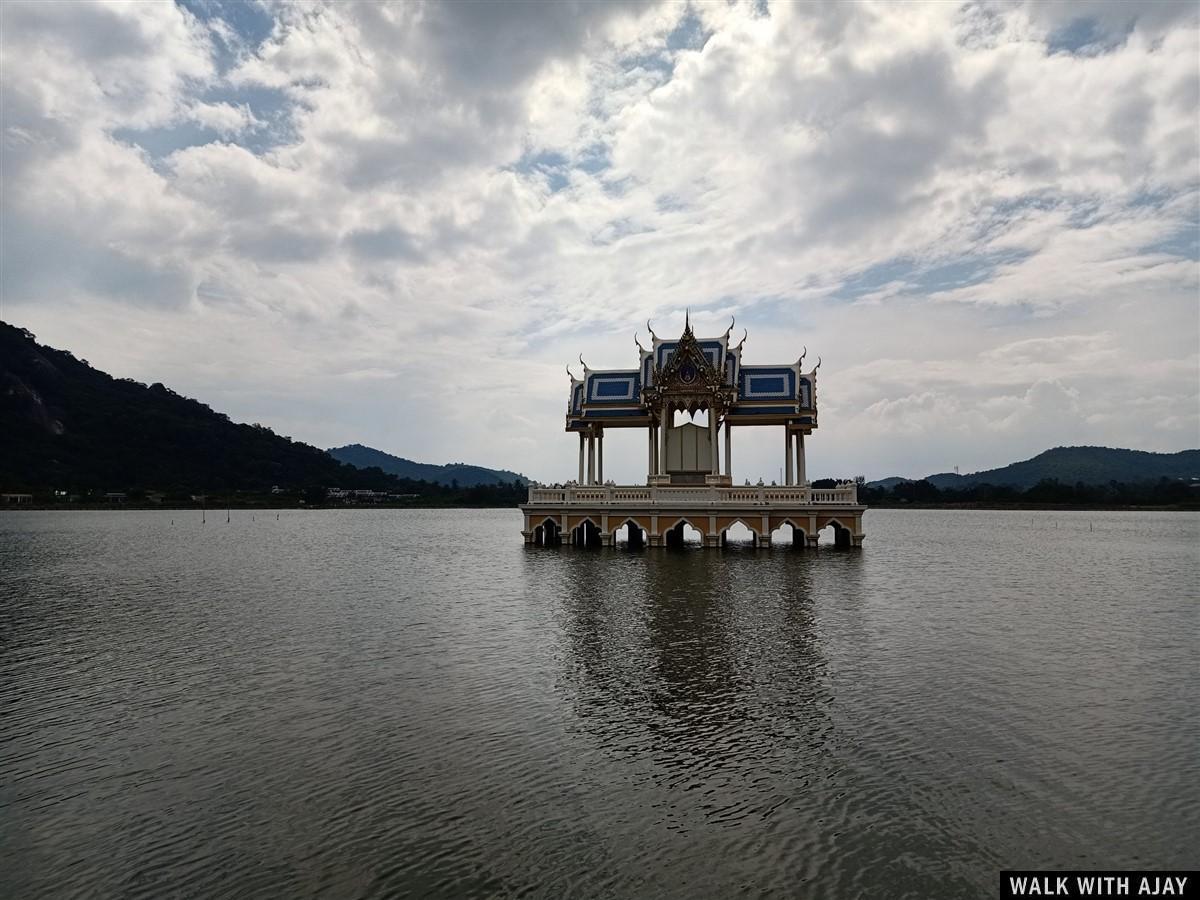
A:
[[533, 518, 562, 547], [614, 520, 647, 550], [721, 522, 757, 548], [770, 522, 809, 548], [818, 521, 853, 548], [664, 521, 703, 548], [571, 519, 603, 548]]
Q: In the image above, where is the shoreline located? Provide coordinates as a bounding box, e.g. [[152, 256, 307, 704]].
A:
[[2, 503, 1197, 513], [0, 503, 520, 512], [864, 502, 1199, 511]]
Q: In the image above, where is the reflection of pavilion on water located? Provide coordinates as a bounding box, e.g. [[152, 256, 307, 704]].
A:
[[521, 317, 866, 549]]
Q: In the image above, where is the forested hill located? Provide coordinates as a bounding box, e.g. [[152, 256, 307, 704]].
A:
[[0, 322, 521, 503], [870, 446, 1200, 490], [328, 444, 527, 487], [0, 321, 384, 491]]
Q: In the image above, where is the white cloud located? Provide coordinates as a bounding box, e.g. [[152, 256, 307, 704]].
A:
[[1, 0, 1196, 483], [188, 101, 260, 135]]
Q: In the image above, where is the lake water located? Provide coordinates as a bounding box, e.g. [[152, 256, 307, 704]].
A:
[[1, 508, 1197, 898]]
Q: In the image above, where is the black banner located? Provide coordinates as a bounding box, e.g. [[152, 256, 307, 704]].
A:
[[1001, 872, 1198, 898]]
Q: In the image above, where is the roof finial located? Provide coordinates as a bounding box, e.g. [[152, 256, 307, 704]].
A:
[[814, 355, 822, 371], [646, 319, 658, 341], [798, 345, 806, 366], [579, 353, 590, 372], [634, 332, 646, 353], [723, 315, 735, 340], [685, 307, 690, 332], [734, 328, 748, 352], [566, 364, 576, 380]]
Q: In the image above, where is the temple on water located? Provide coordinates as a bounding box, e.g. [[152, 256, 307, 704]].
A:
[[520, 316, 866, 549]]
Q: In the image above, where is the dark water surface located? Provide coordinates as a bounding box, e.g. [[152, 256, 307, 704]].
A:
[[2, 508, 1197, 898]]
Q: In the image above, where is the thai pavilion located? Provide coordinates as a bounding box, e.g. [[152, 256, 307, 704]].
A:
[[520, 317, 866, 549]]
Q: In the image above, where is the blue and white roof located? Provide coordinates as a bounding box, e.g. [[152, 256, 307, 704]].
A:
[[567, 321, 818, 429]]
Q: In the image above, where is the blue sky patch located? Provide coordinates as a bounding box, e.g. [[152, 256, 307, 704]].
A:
[[621, 50, 674, 79], [666, 8, 713, 53], [575, 143, 611, 175], [836, 259, 916, 298], [113, 85, 295, 159], [512, 150, 570, 192], [911, 252, 1033, 292], [1046, 16, 1132, 55], [114, 122, 227, 160], [1143, 226, 1200, 261], [834, 250, 1035, 301], [178, 0, 275, 56]]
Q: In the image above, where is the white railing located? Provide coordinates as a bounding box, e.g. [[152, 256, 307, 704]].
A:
[[525, 482, 859, 506]]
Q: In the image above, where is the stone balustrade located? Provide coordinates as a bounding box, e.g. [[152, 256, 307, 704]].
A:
[[526, 482, 859, 506]]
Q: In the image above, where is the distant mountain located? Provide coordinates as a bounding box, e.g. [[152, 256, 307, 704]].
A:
[[865, 476, 910, 491], [1, 321, 419, 493], [327, 443, 527, 487], [869, 446, 1200, 491]]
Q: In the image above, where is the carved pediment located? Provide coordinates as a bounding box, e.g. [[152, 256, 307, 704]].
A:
[[640, 318, 738, 420], [658, 324, 720, 393]]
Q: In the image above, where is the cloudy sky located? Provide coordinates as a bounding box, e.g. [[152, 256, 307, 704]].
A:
[[2, 0, 1197, 483]]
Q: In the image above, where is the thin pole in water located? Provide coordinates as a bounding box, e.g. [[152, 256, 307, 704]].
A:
[[226, 508, 231, 524]]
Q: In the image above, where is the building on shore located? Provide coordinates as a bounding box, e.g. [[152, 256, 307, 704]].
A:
[[520, 317, 866, 548]]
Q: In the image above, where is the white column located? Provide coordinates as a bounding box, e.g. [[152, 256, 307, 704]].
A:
[[658, 404, 669, 475], [784, 428, 794, 485], [578, 432, 585, 483], [597, 429, 604, 483], [797, 432, 807, 485], [724, 421, 732, 479], [647, 425, 655, 481], [709, 410, 718, 474], [587, 433, 596, 484]]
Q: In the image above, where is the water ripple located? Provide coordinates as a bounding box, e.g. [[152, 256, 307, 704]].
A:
[[1, 508, 1197, 898]]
